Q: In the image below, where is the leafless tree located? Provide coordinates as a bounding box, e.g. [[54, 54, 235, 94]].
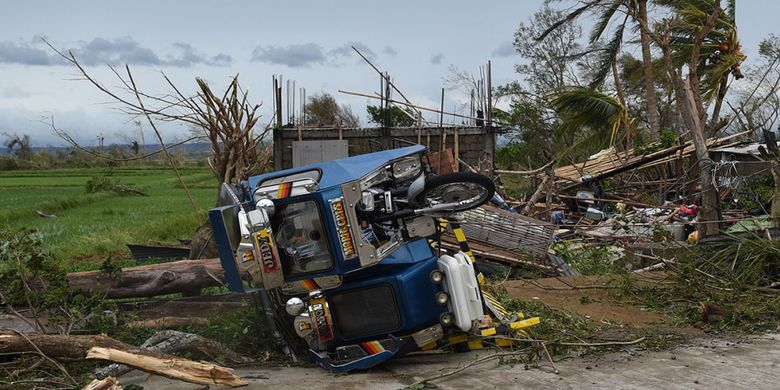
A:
[[44, 40, 273, 212]]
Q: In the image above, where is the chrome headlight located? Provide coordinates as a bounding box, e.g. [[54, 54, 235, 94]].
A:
[[285, 297, 306, 316], [360, 190, 375, 211], [392, 155, 421, 181]]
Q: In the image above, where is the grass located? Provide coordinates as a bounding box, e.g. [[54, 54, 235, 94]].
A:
[[0, 166, 217, 265]]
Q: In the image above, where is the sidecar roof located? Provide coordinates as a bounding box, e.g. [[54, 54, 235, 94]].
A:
[[247, 145, 426, 191]]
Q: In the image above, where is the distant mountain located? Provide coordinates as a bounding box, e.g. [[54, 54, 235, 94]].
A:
[[0, 143, 213, 156]]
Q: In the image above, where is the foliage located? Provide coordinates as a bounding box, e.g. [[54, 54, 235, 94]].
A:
[[366, 105, 417, 127], [618, 54, 677, 132], [84, 175, 115, 193], [550, 86, 628, 146], [0, 228, 101, 334], [494, 98, 557, 170], [0, 228, 69, 310], [304, 93, 360, 128], [552, 241, 626, 275], [620, 236, 780, 332], [512, 4, 583, 95], [698, 234, 780, 288], [483, 281, 631, 361], [632, 127, 680, 154], [90, 297, 285, 361], [732, 175, 774, 212], [84, 174, 144, 196], [655, 0, 746, 101]]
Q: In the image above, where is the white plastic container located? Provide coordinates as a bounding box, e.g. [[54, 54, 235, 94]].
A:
[[437, 252, 484, 332]]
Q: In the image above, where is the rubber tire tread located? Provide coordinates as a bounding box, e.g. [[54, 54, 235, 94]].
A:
[[415, 172, 495, 211]]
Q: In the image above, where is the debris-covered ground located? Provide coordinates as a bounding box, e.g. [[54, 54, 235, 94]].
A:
[[116, 332, 780, 389]]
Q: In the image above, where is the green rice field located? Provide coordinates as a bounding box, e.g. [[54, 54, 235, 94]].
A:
[[0, 166, 217, 264]]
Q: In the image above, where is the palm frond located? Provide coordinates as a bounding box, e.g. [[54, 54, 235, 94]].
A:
[[536, 0, 605, 41], [550, 87, 628, 145], [588, 0, 625, 43], [589, 14, 628, 89]]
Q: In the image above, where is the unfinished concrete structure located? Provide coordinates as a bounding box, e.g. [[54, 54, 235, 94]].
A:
[[271, 125, 497, 170]]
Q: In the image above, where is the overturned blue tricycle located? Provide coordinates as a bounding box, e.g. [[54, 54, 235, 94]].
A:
[[209, 145, 538, 372]]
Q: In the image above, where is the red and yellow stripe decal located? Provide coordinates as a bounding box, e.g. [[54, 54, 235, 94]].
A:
[[360, 341, 385, 355], [299, 279, 318, 291], [276, 182, 292, 198]]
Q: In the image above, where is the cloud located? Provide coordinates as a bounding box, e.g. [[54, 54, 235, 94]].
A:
[[74, 37, 162, 66], [329, 41, 376, 60], [491, 42, 516, 57], [251, 41, 380, 68], [383, 46, 398, 56], [0, 39, 57, 65], [0, 36, 231, 67], [430, 53, 444, 65], [251, 43, 326, 67], [166, 42, 232, 67]]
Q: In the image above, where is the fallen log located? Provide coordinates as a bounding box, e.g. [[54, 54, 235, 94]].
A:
[[67, 259, 226, 299], [87, 347, 247, 387], [95, 330, 250, 380], [0, 333, 134, 360], [125, 316, 208, 329], [0, 331, 248, 387]]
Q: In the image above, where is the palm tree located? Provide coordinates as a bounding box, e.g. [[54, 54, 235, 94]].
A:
[[655, 0, 745, 132], [537, 0, 662, 142]]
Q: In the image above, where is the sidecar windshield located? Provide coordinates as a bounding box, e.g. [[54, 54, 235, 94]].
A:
[[270, 200, 333, 276]]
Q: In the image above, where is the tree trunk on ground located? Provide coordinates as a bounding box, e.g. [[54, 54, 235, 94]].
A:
[[637, 0, 661, 142], [67, 259, 225, 299], [0, 331, 248, 387], [0, 333, 133, 360], [95, 330, 249, 379], [87, 347, 246, 387]]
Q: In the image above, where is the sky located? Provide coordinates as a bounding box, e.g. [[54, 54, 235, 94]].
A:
[[1, 0, 778, 147]]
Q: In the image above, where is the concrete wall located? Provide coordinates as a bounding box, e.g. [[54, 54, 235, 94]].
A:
[[272, 126, 496, 170]]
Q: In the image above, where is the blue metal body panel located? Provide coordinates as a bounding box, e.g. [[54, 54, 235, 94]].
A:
[[208, 206, 245, 293], [327, 252, 446, 344], [246, 145, 425, 191], [309, 336, 401, 372]]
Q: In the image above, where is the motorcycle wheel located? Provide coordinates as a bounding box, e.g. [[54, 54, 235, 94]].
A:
[[415, 172, 495, 212]]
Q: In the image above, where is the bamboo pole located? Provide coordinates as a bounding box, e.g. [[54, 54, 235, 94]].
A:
[[454, 127, 459, 172]]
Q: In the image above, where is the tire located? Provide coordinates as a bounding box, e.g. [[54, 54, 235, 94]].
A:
[[415, 172, 495, 212]]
